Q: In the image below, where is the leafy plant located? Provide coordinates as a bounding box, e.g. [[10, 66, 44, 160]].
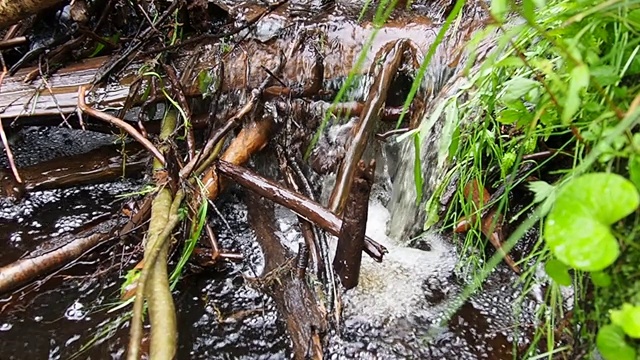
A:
[[544, 173, 640, 271], [596, 324, 636, 360], [427, 0, 640, 357]]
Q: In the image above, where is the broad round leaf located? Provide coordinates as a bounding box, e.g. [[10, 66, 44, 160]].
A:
[[544, 259, 572, 286], [597, 324, 636, 360], [544, 173, 639, 271], [590, 271, 612, 287], [611, 304, 640, 338]]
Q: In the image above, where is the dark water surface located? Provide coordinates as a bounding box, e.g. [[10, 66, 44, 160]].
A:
[[0, 127, 546, 359]]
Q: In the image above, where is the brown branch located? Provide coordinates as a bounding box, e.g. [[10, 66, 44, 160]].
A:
[[0, 0, 65, 29], [77, 85, 165, 165], [216, 160, 387, 262], [333, 160, 375, 289], [0, 217, 122, 294], [328, 39, 410, 213], [246, 192, 326, 359]]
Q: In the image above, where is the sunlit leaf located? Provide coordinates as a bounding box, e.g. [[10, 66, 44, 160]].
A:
[[544, 173, 639, 271], [562, 65, 590, 123], [491, 0, 508, 22], [597, 324, 636, 360], [545, 258, 572, 286], [522, 0, 535, 22], [611, 304, 640, 338]]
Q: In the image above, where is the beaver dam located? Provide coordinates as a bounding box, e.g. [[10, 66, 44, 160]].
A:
[[2, 0, 638, 359]]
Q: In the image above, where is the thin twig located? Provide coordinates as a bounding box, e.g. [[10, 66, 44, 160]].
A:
[[77, 85, 165, 165]]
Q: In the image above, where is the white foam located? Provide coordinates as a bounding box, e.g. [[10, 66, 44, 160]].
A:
[[342, 201, 458, 322]]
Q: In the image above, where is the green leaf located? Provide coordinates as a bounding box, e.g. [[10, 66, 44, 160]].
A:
[[491, 0, 508, 22], [545, 259, 572, 286], [197, 69, 215, 97], [521, 0, 535, 22], [497, 109, 521, 124], [597, 324, 636, 360], [528, 180, 556, 214], [629, 155, 640, 191], [501, 78, 540, 103], [591, 271, 611, 287], [562, 65, 590, 124], [611, 304, 640, 338], [544, 173, 640, 271], [591, 65, 619, 86], [495, 56, 525, 68], [529, 181, 554, 204]]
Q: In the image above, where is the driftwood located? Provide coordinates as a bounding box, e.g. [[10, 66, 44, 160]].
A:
[[0, 216, 123, 294], [247, 192, 326, 359], [333, 160, 375, 289], [216, 160, 387, 262], [0, 142, 147, 199], [0, 6, 458, 120], [0, 0, 65, 29]]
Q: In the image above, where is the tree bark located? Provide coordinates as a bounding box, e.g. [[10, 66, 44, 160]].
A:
[[0, 0, 64, 29]]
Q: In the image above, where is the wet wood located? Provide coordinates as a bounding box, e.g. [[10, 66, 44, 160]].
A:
[[333, 160, 375, 289], [328, 39, 411, 213], [0, 142, 148, 199], [0, 216, 123, 294], [202, 116, 273, 200], [0, 0, 65, 29], [247, 192, 326, 360], [216, 160, 387, 262], [127, 110, 181, 360], [0, 7, 459, 120]]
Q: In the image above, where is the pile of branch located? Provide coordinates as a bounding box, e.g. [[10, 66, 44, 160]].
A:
[[0, 0, 488, 358]]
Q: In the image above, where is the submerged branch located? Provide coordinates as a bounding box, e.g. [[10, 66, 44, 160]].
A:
[[0, 217, 123, 294]]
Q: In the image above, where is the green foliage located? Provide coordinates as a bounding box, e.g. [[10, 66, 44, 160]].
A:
[[544, 258, 572, 286], [596, 324, 636, 360], [427, 0, 640, 357], [611, 303, 640, 338], [544, 173, 639, 271]]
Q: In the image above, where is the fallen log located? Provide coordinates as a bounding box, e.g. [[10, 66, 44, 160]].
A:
[[0, 142, 148, 199], [0, 0, 65, 29], [0, 5, 460, 120], [0, 216, 124, 294], [247, 192, 326, 359], [216, 160, 388, 262]]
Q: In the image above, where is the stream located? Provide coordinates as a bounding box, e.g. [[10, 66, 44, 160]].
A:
[[0, 1, 556, 359]]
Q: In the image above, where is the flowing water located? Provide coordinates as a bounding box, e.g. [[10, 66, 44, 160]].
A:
[[0, 1, 555, 359]]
